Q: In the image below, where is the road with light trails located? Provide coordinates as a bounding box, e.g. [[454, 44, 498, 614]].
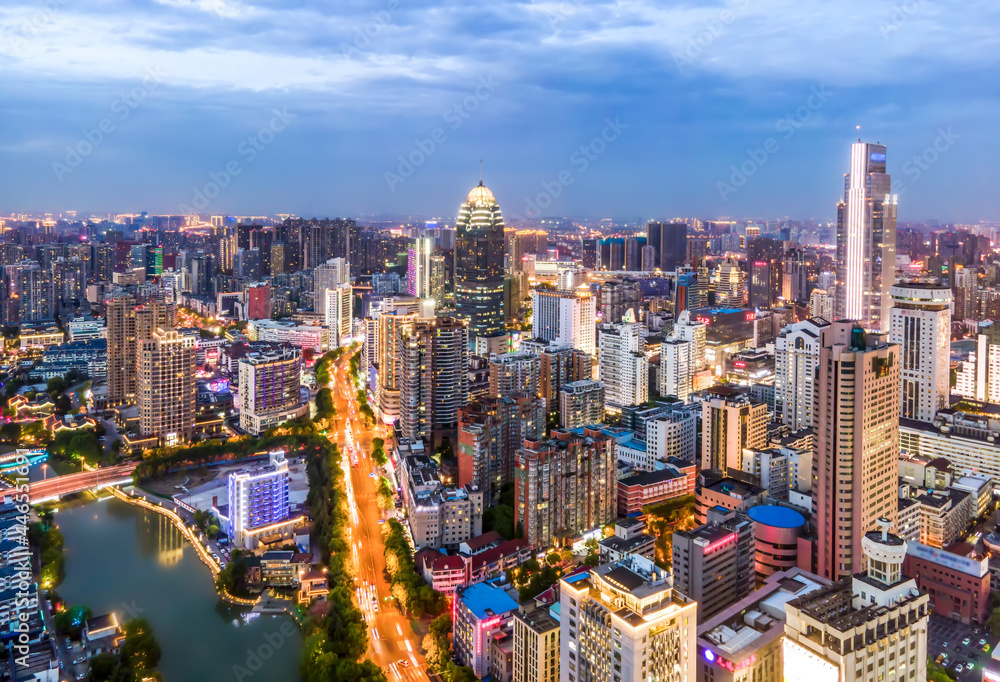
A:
[[328, 349, 430, 682]]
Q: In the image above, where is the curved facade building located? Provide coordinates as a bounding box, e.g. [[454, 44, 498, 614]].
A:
[[747, 505, 806, 582], [455, 181, 506, 344]]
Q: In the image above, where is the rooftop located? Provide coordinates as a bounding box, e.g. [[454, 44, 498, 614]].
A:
[[459, 581, 518, 621]]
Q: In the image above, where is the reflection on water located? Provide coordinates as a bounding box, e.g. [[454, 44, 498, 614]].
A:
[[55, 496, 301, 681]]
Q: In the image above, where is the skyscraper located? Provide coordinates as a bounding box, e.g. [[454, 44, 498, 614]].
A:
[[646, 221, 687, 271], [455, 181, 506, 344], [890, 283, 952, 422], [813, 322, 900, 580], [774, 318, 830, 432], [407, 237, 433, 298], [700, 389, 767, 474], [747, 236, 783, 309], [107, 297, 176, 405], [398, 317, 470, 443], [313, 257, 350, 318], [324, 283, 353, 347], [531, 289, 596, 356], [137, 328, 196, 445], [598, 323, 648, 413], [835, 141, 898, 331]]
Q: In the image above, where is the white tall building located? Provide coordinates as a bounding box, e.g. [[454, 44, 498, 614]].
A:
[[834, 141, 897, 331], [646, 407, 698, 463], [559, 555, 697, 682], [226, 451, 292, 549], [889, 283, 952, 422], [774, 318, 830, 432], [598, 323, 647, 413], [325, 283, 353, 347], [809, 288, 834, 320], [532, 289, 596, 356], [314, 257, 350, 318], [658, 337, 692, 400], [671, 310, 706, 371], [716, 257, 745, 307], [407, 237, 434, 298]]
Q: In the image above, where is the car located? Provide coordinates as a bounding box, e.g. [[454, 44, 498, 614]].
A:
[[963, 637, 971, 645], [59, 662, 64, 670], [934, 654, 944, 664], [985, 644, 992, 652], [955, 663, 964, 673], [399, 660, 409, 668], [73, 656, 85, 664], [76, 674, 86, 681], [967, 662, 975, 671], [980, 638, 988, 646]]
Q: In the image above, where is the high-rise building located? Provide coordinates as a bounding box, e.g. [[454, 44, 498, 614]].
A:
[[672, 507, 756, 621], [646, 221, 688, 271], [429, 253, 447, 303], [6, 260, 54, 323], [226, 452, 292, 549], [716, 256, 745, 307], [455, 181, 506, 344], [834, 141, 897, 331], [809, 287, 834, 320], [558, 380, 605, 429], [398, 317, 470, 442], [324, 283, 353, 347], [457, 394, 546, 503], [515, 427, 616, 548], [658, 337, 693, 400], [774, 318, 830, 432], [520, 340, 593, 418], [747, 237, 783, 308], [890, 283, 952, 423], [700, 388, 767, 474], [107, 297, 176, 405], [783, 520, 929, 682], [671, 310, 706, 370], [238, 348, 303, 436], [374, 299, 425, 423], [313, 257, 350, 318], [407, 237, 434, 298], [813, 322, 900, 580], [559, 555, 698, 682], [489, 352, 541, 398], [137, 328, 196, 445], [532, 289, 596, 356], [598, 323, 648, 413]]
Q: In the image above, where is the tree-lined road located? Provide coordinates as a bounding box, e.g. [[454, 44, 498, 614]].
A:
[[328, 351, 429, 682]]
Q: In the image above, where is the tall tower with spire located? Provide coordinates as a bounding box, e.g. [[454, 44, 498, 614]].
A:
[[455, 180, 506, 346]]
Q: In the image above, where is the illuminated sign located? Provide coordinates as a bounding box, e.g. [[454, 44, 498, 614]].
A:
[[782, 639, 838, 682], [734, 361, 747, 368], [704, 532, 737, 554], [870, 152, 886, 162]]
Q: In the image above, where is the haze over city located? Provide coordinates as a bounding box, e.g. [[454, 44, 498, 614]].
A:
[[2, 0, 999, 221]]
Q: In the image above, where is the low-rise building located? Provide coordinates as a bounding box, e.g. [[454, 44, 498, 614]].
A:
[[598, 518, 655, 563], [454, 581, 519, 678], [902, 541, 990, 626], [616, 460, 695, 516], [695, 476, 768, 524]]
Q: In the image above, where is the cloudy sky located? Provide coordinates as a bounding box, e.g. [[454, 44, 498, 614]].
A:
[[1, 0, 998, 223]]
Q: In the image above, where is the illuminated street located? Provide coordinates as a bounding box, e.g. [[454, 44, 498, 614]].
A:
[[329, 349, 429, 682]]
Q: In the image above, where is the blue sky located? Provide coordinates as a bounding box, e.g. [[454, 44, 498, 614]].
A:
[[1, 0, 998, 223]]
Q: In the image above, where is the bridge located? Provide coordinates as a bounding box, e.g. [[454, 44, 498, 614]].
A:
[[27, 462, 138, 504]]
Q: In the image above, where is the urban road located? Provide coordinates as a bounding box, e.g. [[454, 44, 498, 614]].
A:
[[329, 351, 429, 682]]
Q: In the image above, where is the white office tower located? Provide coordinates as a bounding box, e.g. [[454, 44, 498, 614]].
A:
[[671, 311, 706, 371], [834, 141, 897, 331], [889, 283, 952, 422], [658, 337, 692, 400], [599, 323, 648, 413], [314, 257, 350, 318], [559, 555, 697, 682], [532, 288, 597, 356], [774, 318, 830, 432], [557, 267, 585, 291], [325, 283, 353, 347], [783, 519, 929, 682], [716, 256, 745, 307], [809, 288, 834, 321], [407, 237, 433, 298]]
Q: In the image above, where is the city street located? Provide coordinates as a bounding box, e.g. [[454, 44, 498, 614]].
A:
[[328, 351, 429, 682]]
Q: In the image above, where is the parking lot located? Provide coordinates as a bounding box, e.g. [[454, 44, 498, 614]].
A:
[[928, 614, 997, 681]]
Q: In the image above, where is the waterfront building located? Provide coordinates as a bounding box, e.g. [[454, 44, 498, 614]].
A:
[[225, 451, 294, 549], [137, 328, 196, 446], [238, 347, 304, 436]]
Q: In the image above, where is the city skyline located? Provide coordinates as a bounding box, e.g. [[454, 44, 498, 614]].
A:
[[1, 1, 997, 221]]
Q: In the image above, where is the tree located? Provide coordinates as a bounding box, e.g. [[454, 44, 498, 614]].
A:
[[47, 376, 68, 396], [54, 604, 93, 639]]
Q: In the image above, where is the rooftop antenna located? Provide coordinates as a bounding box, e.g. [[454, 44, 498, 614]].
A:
[[479, 159, 483, 185]]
